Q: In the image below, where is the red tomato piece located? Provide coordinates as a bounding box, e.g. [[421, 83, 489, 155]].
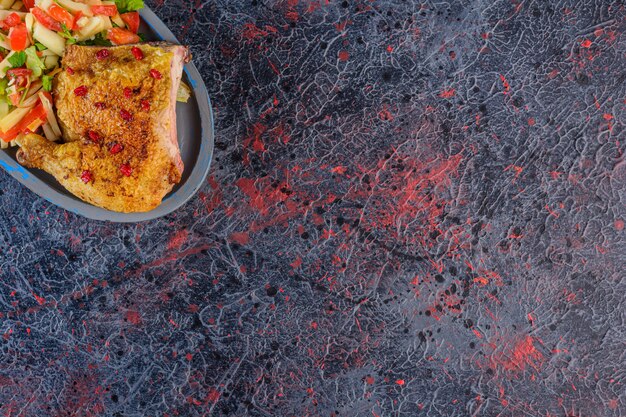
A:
[[31, 7, 62, 32], [6, 68, 33, 78], [107, 27, 140, 45], [9, 93, 22, 106], [8, 23, 29, 51], [120, 12, 139, 33], [48, 4, 75, 30], [4, 12, 22, 27], [0, 101, 47, 142], [23, 0, 35, 10], [91, 4, 117, 16]]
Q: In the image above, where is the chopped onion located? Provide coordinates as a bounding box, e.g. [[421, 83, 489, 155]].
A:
[[33, 21, 65, 56], [0, 105, 32, 133], [41, 122, 59, 141], [38, 91, 61, 138]]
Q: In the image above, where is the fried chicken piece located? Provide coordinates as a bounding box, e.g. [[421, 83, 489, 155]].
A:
[[16, 43, 189, 213]]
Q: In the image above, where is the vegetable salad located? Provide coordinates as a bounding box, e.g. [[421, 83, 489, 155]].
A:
[[0, 0, 144, 148]]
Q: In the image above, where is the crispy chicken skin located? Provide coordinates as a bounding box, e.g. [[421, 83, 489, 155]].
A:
[[16, 43, 189, 213]]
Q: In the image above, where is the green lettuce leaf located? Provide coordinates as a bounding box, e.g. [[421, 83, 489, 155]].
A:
[[114, 0, 144, 13], [25, 46, 46, 77], [8, 51, 26, 68], [42, 75, 52, 92]]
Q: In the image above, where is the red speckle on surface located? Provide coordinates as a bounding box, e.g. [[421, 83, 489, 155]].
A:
[[602, 113, 613, 120], [614, 219, 624, 231], [32, 292, 45, 305], [580, 39, 592, 48], [206, 387, 220, 403], [439, 88, 455, 98], [527, 117, 536, 126], [242, 23, 278, 42], [149, 69, 162, 79], [395, 379, 405, 386], [290, 256, 302, 268], [167, 229, 189, 251], [125, 310, 141, 325], [499, 74, 510, 93], [141, 99, 150, 111], [123, 87, 133, 98], [338, 50, 349, 61], [378, 107, 394, 121], [229, 231, 250, 245], [490, 336, 544, 373], [66, 66, 74, 74], [285, 10, 299, 21]]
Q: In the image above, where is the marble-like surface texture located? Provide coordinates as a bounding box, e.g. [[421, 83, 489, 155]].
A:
[[0, 0, 624, 416]]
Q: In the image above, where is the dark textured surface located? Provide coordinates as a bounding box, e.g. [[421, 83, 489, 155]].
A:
[[1, 1, 625, 416]]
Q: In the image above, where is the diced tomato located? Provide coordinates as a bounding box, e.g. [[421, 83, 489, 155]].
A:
[[107, 27, 140, 45], [73, 11, 83, 26], [31, 7, 62, 32], [6, 68, 33, 78], [9, 93, 22, 107], [120, 12, 139, 33], [4, 12, 22, 28], [23, 0, 35, 10], [0, 101, 47, 142], [91, 4, 117, 16], [48, 4, 76, 30], [8, 23, 29, 51]]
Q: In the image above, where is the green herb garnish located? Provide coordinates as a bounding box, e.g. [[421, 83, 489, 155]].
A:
[[42, 75, 52, 92], [25, 46, 46, 77], [78, 32, 112, 47], [59, 24, 77, 44], [114, 0, 144, 13], [8, 52, 26, 68]]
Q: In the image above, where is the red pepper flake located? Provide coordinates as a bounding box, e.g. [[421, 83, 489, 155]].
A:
[[131, 46, 144, 60], [80, 170, 93, 183], [149, 69, 162, 79], [74, 85, 88, 97], [120, 163, 132, 177], [94, 102, 106, 109], [140, 99, 150, 111], [580, 39, 592, 48], [110, 142, 124, 154], [120, 109, 133, 121], [96, 49, 110, 60], [123, 87, 133, 98], [66, 67, 74, 74], [87, 130, 101, 143]]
